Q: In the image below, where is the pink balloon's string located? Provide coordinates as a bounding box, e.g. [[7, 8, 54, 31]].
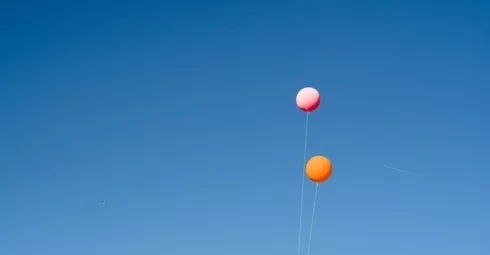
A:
[[297, 112, 310, 255], [306, 183, 319, 255]]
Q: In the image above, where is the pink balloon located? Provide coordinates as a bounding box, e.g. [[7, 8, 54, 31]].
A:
[[296, 87, 320, 112]]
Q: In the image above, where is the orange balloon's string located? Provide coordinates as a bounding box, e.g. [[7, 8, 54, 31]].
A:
[[306, 183, 319, 255], [297, 111, 310, 255]]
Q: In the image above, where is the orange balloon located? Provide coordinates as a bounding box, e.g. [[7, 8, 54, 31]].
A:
[[306, 155, 332, 183]]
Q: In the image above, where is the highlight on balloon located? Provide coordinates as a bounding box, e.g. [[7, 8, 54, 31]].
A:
[[296, 87, 321, 112], [306, 155, 333, 183]]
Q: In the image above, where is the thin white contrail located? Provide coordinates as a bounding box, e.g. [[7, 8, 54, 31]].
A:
[[383, 164, 423, 177]]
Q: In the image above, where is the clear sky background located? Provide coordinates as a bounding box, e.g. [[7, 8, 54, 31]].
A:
[[1, 0, 489, 254]]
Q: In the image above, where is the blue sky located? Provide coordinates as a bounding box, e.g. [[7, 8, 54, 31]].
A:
[[1, 0, 489, 254]]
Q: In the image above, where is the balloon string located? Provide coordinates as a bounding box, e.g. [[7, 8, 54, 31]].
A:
[[306, 183, 319, 255], [297, 112, 310, 255]]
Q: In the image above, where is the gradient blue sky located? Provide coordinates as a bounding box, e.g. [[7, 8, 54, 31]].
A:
[[1, 0, 489, 254]]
